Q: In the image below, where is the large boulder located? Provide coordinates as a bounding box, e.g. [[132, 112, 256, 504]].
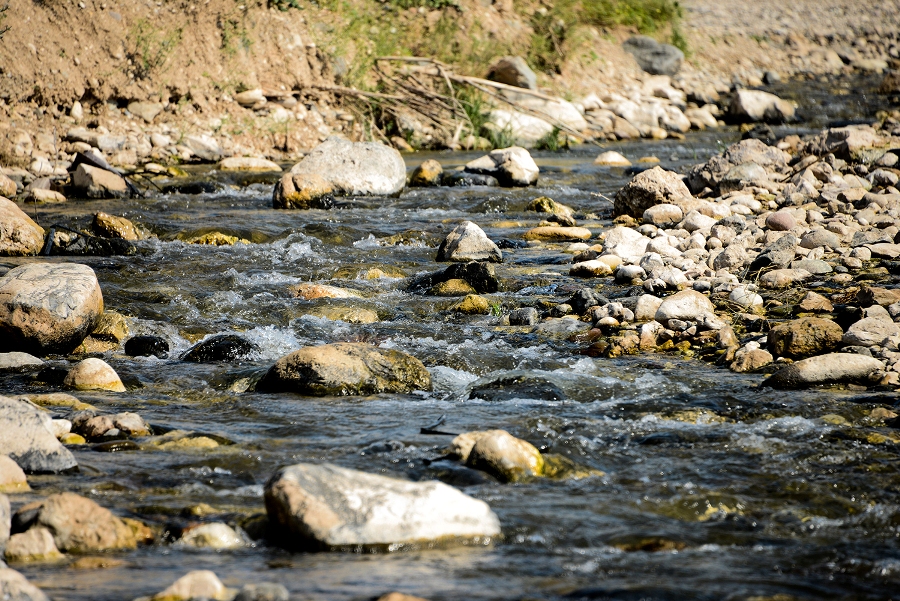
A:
[[0, 198, 45, 256], [464, 147, 539, 187], [257, 343, 431, 395], [289, 138, 405, 196], [0, 263, 103, 355], [729, 90, 795, 123], [763, 353, 884, 389], [767, 318, 843, 358], [436, 221, 502, 263], [613, 166, 692, 217], [0, 568, 49, 601], [0, 396, 77, 473], [622, 36, 684, 76], [18, 492, 137, 552], [485, 56, 537, 90], [264, 463, 501, 549]]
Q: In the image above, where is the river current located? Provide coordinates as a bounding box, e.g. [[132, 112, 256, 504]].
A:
[[2, 76, 899, 601]]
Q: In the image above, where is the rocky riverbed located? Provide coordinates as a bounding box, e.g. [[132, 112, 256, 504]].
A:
[[2, 72, 900, 601]]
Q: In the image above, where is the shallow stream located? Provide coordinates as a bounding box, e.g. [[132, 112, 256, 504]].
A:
[[2, 76, 900, 601]]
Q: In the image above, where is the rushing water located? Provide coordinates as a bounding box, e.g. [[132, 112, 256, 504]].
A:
[[3, 77, 900, 601]]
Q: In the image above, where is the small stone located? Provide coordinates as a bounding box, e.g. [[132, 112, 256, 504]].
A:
[[181, 334, 260, 363], [436, 221, 502, 263], [798, 291, 834, 312], [759, 268, 810, 289], [272, 173, 334, 210], [409, 160, 443, 187], [0, 352, 43, 371], [179, 523, 243, 549], [450, 429, 543, 483], [569, 260, 613, 277], [429, 279, 475, 296], [765, 211, 797, 231], [91, 212, 145, 241], [63, 358, 126, 392], [730, 348, 774, 372], [290, 283, 361, 300], [5, 528, 62, 563], [152, 570, 232, 601], [464, 147, 539, 187], [0, 456, 28, 493], [594, 151, 631, 166], [451, 294, 491, 315], [509, 307, 539, 326], [523, 226, 592, 241], [218, 157, 282, 172], [643, 203, 683, 226], [768, 317, 843, 358], [654, 290, 715, 324], [124, 335, 169, 358], [614, 166, 692, 218], [29, 189, 66, 203], [234, 583, 290, 601]]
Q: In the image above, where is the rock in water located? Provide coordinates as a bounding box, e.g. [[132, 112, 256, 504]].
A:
[[485, 56, 537, 90], [63, 358, 126, 392], [0, 395, 77, 473], [0, 456, 29, 493], [289, 137, 406, 196], [264, 463, 501, 549], [449, 430, 543, 482], [234, 583, 290, 601], [409, 160, 443, 187], [272, 173, 335, 210], [257, 343, 431, 396], [5, 528, 63, 562], [613, 166, 692, 217], [464, 147, 539, 187], [181, 334, 260, 363], [124, 335, 169, 358], [1, 492, 8, 550], [622, 36, 684, 75], [436, 221, 502, 263], [0, 198, 45, 256], [407, 262, 500, 294], [763, 353, 884, 389], [0, 263, 103, 355], [149, 570, 231, 601], [729, 90, 795, 123], [0, 568, 50, 601], [20, 492, 137, 552], [72, 164, 128, 198]]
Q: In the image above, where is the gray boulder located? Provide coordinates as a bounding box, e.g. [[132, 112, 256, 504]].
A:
[[622, 36, 684, 76], [729, 90, 795, 123], [436, 221, 502, 263], [290, 137, 406, 196], [485, 56, 537, 90], [257, 343, 431, 396], [614, 166, 692, 217], [0, 263, 103, 355], [264, 463, 501, 549], [0, 396, 77, 473], [763, 353, 884, 389]]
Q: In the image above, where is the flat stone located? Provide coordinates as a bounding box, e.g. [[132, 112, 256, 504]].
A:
[[218, 157, 282, 172], [654, 290, 715, 324], [858, 286, 900, 307], [523, 226, 592, 241], [0, 352, 43, 371], [800, 229, 841, 249], [759, 268, 811, 289], [790, 259, 832, 275], [843, 317, 900, 347], [72, 164, 128, 199], [798, 291, 833, 312], [264, 463, 501, 549], [290, 283, 361, 300], [257, 343, 431, 396], [763, 353, 884, 388]]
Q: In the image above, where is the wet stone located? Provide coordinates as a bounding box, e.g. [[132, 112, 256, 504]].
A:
[[124, 336, 170, 359], [181, 335, 260, 363]]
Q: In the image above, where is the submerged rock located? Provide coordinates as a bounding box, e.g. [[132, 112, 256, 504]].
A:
[[148, 570, 232, 601], [289, 138, 406, 196], [763, 353, 884, 389], [0, 396, 77, 473], [124, 335, 170, 359], [0, 263, 103, 355], [264, 463, 501, 549], [257, 343, 431, 396], [436, 221, 502, 263], [181, 334, 260, 363]]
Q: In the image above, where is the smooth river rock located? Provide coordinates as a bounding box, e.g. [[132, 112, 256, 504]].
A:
[[257, 343, 431, 396], [0, 396, 77, 473], [0, 263, 103, 355], [264, 463, 501, 549], [20, 492, 137, 552], [63, 358, 126, 392], [289, 137, 406, 196], [654, 290, 716, 324], [450, 430, 543, 483], [763, 353, 884, 389], [729, 89, 795, 123], [0, 197, 45, 256]]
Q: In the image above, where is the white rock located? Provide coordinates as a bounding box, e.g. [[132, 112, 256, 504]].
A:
[[485, 109, 554, 147], [729, 286, 763, 309], [179, 523, 244, 549], [603, 226, 651, 261], [654, 289, 716, 323], [594, 151, 631, 166], [465, 147, 539, 187], [290, 137, 406, 196]]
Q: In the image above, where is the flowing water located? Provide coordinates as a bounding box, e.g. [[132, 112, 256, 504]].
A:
[[3, 77, 900, 601]]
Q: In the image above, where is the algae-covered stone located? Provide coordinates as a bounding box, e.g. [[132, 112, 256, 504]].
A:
[[450, 430, 543, 482], [290, 283, 361, 300], [307, 306, 379, 324], [523, 226, 592, 241], [257, 343, 431, 396], [430, 279, 476, 297]]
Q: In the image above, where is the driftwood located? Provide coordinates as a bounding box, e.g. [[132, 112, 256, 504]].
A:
[[300, 56, 593, 147]]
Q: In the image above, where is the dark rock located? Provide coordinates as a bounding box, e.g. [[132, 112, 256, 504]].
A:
[[749, 234, 798, 271], [181, 334, 260, 363], [161, 182, 220, 195], [469, 372, 565, 402], [741, 123, 777, 146], [407, 262, 500, 294], [43, 228, 136, 256], [622, 36, 684, 76], [124, 335, 170, 359], [442, 171, 499, 187], [485, 56, 538, 90], [568, 288, 609, 315], [509, 307, 539, 326]]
